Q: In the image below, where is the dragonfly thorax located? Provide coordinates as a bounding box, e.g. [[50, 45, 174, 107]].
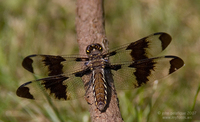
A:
[[87, 59, 106, 70]]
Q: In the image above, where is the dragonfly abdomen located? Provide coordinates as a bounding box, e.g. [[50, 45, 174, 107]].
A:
[[92, 69, 107, 111]]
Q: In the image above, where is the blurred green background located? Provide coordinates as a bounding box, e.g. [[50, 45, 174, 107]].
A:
[[0, 0, 199, 121]]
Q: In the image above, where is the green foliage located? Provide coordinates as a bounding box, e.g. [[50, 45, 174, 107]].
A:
[[0, 0, 199, 121]]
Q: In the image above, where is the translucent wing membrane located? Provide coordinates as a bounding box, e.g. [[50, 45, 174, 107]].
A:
[[22, 54, 89, 77], [16, 74, 86, 100], [106, 32, 171, 63], [110, 56, 184, 90]]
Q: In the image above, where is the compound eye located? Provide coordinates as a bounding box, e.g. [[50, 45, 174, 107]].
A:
[[96, 44, 103, 52], [86, 45, 92, 54]]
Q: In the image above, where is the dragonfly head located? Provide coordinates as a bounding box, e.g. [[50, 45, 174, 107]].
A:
[[86, 43, 103, 57]]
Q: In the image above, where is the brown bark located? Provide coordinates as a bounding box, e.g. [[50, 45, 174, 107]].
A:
[[76, 0, 123, 121]]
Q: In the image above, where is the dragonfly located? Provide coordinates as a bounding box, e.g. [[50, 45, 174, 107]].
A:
[[16, 32, 184, 111]]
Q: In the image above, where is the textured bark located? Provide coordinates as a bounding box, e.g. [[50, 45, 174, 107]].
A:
[[76, 0, 123, 121]]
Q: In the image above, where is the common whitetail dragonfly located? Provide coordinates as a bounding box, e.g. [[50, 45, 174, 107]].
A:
[[16, 32, 184, 111]]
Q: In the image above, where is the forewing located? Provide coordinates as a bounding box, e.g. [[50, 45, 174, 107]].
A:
[[22, 54, 89, 77], [105, 32, 171, 63], [16, 74, 86, 100], [110, 56, 184, 90]]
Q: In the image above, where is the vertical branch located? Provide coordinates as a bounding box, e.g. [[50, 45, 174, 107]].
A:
[[76, 0, 106, 50], [76, 0, 123, 121]]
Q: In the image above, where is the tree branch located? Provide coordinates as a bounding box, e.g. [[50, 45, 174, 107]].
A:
[[76, 0, 123, 121]]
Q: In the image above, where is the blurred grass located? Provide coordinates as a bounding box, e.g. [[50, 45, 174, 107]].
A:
[[0, 0, 199, 121]]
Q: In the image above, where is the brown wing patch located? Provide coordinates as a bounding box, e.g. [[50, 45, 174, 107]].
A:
[[128, 59, 156, 87], [22, 55, 36, 73], [40, 76, 69, 100], [126, 37, 149, 60], [42, 55, 66, 76], [158, 33, 172, 50], [16, 81, 34, 99], [126, 32, 172, 61], [168, 56, 184, 74]]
